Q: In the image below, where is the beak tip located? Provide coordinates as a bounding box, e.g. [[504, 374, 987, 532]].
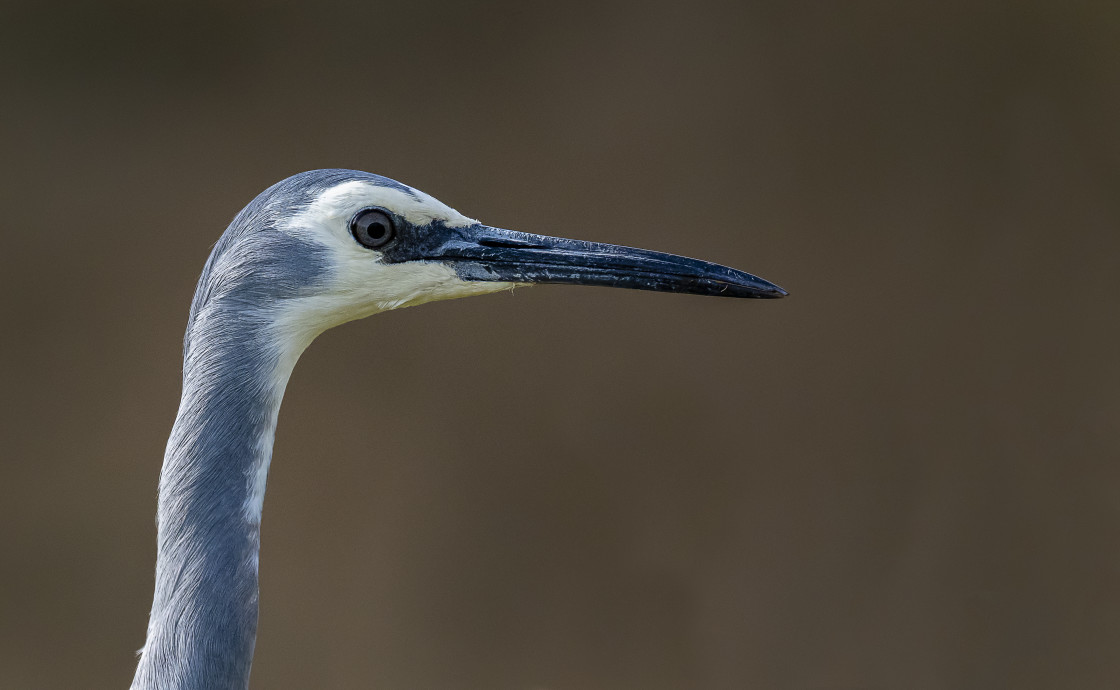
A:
[[749, 278, 788, 298]]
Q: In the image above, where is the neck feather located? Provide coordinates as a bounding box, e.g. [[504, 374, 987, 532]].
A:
[[131, 309, 305, 690]]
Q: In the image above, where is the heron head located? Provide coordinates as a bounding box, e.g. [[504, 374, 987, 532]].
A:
[[191, 169, 785, 353]]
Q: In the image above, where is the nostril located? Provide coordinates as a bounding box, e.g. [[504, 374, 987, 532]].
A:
[[478, 237, 550, 250]]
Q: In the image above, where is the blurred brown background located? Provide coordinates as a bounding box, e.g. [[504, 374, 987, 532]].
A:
[[1, 1, 1118, 688]]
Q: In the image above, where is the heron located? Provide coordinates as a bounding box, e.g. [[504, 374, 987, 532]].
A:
[[129, 169, 786, 689]]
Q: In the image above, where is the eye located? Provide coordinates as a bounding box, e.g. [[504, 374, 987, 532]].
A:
[[350, 208, 396, 249]]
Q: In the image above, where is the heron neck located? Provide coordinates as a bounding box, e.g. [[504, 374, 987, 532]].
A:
[[132, 312, 304, 690]]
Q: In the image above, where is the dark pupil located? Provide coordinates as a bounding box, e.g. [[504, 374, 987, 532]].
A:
[[367, 221, 386, 239]]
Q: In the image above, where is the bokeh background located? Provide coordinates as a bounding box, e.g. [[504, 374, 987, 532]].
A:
[[2, 1, 1118, 688]]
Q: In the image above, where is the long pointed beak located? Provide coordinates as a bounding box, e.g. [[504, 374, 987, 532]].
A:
[[411, 224, 787, 299]]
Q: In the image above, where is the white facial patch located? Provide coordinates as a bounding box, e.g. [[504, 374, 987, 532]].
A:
[[266, 178, 520, 374], [284, 179, 477, 239]]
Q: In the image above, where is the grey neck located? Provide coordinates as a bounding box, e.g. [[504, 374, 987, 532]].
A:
[[132, 311, 294, 690]]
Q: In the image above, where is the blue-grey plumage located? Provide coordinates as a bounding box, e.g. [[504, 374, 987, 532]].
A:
[[131, 169, 785, 690]]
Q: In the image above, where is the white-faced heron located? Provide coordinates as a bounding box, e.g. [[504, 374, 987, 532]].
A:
[[129, 169, 786, 689]]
